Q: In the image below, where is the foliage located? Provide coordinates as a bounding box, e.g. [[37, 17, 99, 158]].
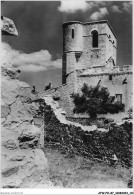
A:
[[72, 83, 125, 118], [128, 107, 133, 119], [105, 121, 132, 168], [42, 97, 132, 169]]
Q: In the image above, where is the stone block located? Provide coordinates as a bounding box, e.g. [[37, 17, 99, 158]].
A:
[[3, 140, 18, 150], [18, 123, 41, 149], [2, 166, 19, 178], [33, 117, 44, 127], [1, 105, 11, 118]]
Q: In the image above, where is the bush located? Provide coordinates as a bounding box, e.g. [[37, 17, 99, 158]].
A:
[[128, 176, 133, 188], [42, 98, 132, 168], [128, 107, 133, 119], [72, 84, 125, 119]]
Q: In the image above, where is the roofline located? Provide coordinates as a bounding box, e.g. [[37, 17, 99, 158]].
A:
[[62, 21, 83, 27], [84, 20, 117, 39], [62, 20, 117, 39]]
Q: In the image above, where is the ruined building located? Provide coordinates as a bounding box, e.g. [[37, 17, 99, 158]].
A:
[[45, 20, 133, 118]]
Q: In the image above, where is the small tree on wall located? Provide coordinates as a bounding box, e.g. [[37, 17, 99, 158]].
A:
[[71, 83, 125, 119]]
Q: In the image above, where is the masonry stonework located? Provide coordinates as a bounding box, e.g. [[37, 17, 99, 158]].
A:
[[45, 20, 132, 118]]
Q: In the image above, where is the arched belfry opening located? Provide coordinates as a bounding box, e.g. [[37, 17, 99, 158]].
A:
[[91, 30, 98, 48]]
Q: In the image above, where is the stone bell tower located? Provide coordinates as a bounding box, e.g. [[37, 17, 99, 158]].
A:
[[83, 20, 117, 68], [62, 20, 117, 89], [62, 21, 83, 86]]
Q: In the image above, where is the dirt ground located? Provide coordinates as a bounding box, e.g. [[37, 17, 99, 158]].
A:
[[43, 147, 130, 188]]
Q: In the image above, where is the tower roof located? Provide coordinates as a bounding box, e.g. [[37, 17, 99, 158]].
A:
[[62, 21, 83, 27]]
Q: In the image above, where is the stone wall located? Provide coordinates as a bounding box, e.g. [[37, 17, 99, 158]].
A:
[[83, 23, 107, 67], [1, 49, 53, 188], [40, 96, 132, 169], [66, 117, 90, 126], [78, 72, 133, 111], [62, 21, 117, 85], [57, 20, 133, 118], [59, 20, 133, 117], [63, 22, 83, 52], [40, 84, 74, 116], [43, 70, 133, 118]]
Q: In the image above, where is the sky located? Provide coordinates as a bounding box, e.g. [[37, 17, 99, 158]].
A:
[[1, 0, 132, 92]]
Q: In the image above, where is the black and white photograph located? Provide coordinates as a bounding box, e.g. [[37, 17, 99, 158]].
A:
[[1, 0, 133, 193]]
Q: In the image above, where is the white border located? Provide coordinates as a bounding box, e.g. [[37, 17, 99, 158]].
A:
[[1, 0, 134, 194]]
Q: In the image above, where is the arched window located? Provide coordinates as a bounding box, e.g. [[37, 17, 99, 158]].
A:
[[91, 30, 98, 48], [72, 28, 74, 39]]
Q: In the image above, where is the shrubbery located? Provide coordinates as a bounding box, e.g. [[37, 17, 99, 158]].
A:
[[35, 96, 132, 170], [128, 107, 133, 119], [72, 84, 125, 118], [36, 98, 132, 169]]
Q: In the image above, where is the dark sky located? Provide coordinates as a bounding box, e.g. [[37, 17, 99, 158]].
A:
[[1, 1, 132, 92]]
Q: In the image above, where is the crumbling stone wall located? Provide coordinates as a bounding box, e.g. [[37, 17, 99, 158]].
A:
[[66, 117, 90, 126], [78, 72, 133, 111], [37, 96, 132, 169], [41, 84, 74, 115], [1, 18, 53, 187], [42, 69, 133, 118], [34, 93, 133, 187], [1, 56, 54, 188]]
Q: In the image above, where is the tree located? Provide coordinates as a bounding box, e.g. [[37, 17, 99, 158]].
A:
[[71, 83, 125, 119]]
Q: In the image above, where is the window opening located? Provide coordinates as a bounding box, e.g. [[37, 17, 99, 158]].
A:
[[112, 59, 115, 66], [122, 78, 127, 84], [91, 30, 98, 48], [116, 94, 122, 103], [109, 74, 112, 80], [75, 52, 81, 62], [72, 28, 74, 39]]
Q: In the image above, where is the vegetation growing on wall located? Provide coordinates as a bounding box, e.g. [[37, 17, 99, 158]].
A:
[[72, 84, 125, 119], [128, 107, 133, 119], [36, 98, 132, 169]]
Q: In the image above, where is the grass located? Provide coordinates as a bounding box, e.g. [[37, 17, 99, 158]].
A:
[[43, 147, 131, 188]]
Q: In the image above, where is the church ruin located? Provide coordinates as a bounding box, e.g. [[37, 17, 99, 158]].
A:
[[44, 20, 133, 118]]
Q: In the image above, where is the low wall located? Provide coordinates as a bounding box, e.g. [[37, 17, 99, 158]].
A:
[[98, 112, 127, 123], [66, 112, 128, 128], [37, 98, 133, 168], [66, 117, 90, 126]]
